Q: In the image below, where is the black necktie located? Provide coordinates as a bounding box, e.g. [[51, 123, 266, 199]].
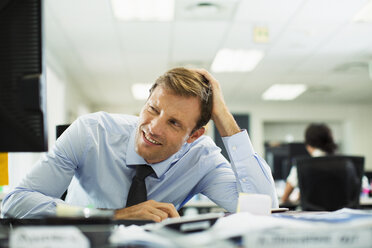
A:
[[126, 164, 155, 207]]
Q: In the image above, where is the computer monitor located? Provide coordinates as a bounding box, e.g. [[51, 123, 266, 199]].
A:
[[0, 0, 47, 152], [265, 142, 310, 180]]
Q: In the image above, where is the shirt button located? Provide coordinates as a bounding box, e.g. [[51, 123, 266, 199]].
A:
[[232, 146, 237, 151]]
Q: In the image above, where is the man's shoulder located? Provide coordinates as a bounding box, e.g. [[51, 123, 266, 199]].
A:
[[181, 135, 225, 167], [188, 134, 218, 151], [77, 111, 138, 132]]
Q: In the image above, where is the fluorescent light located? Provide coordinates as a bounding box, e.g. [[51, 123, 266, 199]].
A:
[[131, 83, 152, 100], [111, 0, 174, 21], [211, 49, 264, 72], [354, 0, 372, 22], [262, 84, 307, 101]]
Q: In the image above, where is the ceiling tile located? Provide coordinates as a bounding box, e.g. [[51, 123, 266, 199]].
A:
[[171, 21, 229, 64]]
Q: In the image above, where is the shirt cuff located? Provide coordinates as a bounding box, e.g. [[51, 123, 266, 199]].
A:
[[221, 129, 255, 159]]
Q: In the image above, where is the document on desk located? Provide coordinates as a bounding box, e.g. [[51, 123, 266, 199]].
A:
[[252, 209, 372, 248], [273, 208, 372, 225], [110, 225, 175, 248], [110, 214, 234, 248], [109, 209, 372, 248], [110, 213, 232, 248], [207, 208, 372, 248], [211, 211, 308, 240]]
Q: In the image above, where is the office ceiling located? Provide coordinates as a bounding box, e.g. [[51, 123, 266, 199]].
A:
[[44, 0, 372, 111]]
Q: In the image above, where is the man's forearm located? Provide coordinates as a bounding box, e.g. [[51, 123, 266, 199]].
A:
[[212, 105, 241, 137], [221, 131, 279, 208], [1, 189, 62, 218]]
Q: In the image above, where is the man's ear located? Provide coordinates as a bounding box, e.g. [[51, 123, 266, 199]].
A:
[[186, 127, 205, 143]]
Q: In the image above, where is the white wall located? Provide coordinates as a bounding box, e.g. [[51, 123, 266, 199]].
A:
[[46, 51, 91, 123], [230, 103, 372, 171], [65, 84, 91, 123], [263, 121, 343, 150], [46, 66, 67, 145]]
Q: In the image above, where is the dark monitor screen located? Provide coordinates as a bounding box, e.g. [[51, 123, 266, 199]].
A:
[[0, 0, 47, 152], [265, 142, 310, 180]]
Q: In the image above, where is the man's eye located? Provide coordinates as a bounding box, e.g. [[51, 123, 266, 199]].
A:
[[148, 106, 157, 113], [169, 120, 180, 127]]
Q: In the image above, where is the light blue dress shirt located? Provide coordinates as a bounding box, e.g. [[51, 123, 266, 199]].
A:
[[1, 112, 278, 218]]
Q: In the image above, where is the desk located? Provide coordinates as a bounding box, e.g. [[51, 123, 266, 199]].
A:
[[0, 218, 153, 248], [360, 197, 372, 208], [279, 196, 372, 210], [1, 210, 372, 248]]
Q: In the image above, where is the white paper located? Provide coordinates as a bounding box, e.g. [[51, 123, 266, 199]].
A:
[[10, 226, 89, 248], [211, 212, 309, 240], [109, 225, 175, 247], [237, 193, 272, 215]]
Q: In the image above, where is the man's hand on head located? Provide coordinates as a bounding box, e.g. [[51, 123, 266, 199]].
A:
[[114, 200, 180, 222], [194, 68, 240, 137], [193, 69, 226, 119]]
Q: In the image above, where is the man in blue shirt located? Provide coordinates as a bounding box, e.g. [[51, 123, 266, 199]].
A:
[[1, 68, 278, 222]]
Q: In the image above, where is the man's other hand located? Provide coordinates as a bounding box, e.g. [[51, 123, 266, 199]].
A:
[[114, 200, 180, 222]]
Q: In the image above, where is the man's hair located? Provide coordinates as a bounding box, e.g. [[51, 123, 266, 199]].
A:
[[149, 67, 213, 133], [305, 123, 337, 154]]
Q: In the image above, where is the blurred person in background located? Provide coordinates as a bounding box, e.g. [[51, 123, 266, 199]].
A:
[[281, 123, 337, 203]]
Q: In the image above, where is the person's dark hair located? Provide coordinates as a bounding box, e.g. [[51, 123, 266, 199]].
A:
[[149, 67, 213, 133], [305, 123, 337, 154]]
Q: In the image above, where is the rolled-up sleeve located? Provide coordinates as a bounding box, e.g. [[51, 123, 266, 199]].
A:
[[196, 130, 278, 212], [222, 130, 278, 208]]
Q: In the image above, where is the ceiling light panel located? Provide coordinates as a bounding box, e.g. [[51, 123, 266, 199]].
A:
[[262, 84, 307, 101], [211, 49, 264, 72]]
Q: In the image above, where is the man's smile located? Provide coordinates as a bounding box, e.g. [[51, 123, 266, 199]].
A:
[[143, 131, 162, 145]]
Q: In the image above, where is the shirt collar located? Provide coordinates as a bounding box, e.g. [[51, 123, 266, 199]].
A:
[[126, 129, 147, 165], [125, 127, 187, 179]]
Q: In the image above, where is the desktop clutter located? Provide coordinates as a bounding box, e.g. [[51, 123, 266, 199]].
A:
[[4, 194, 372, 248]]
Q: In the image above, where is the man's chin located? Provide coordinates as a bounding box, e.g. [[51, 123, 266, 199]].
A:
[[136, 148, 157, 163], [143, 156, 162, 164]]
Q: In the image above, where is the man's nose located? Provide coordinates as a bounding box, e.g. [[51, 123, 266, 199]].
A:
[[148, 116, 164, 136]]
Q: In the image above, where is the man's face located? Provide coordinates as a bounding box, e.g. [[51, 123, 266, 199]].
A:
[[135, 85, 202, 164]]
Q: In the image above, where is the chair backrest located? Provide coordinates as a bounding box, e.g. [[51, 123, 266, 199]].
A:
[[296, 156, 364, 211]]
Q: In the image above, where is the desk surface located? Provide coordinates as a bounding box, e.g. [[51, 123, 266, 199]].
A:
[[2, 210, 372, 248], [360, 197, 372, 205]]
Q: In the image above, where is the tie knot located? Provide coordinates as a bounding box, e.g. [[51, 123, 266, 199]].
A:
[[135, 164, 154, 180]]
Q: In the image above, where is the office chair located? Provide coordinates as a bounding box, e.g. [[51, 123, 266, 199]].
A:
[[296, 156, 364, 211]]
